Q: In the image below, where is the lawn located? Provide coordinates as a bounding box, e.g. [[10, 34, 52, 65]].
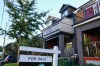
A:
[[4, 63, 18, 66]]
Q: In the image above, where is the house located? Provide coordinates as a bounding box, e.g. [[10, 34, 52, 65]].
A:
[[73, 0, 100, 65], [42, 4, 77, 57]]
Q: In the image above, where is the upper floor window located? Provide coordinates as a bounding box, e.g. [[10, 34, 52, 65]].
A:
[[61, 11, 68, 18], [75, 0, 100, 23]]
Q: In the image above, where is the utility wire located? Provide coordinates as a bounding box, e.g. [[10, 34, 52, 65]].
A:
[[2, 14, 10, 59], [1, 0, 6, 59], [0, 1, 5, 28], [2, 0, 11, 59], [2, 18, 9, 58]]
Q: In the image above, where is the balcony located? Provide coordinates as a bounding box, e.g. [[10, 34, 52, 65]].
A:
[[43, 18, 74, 38], [74, 0, 100, 25]]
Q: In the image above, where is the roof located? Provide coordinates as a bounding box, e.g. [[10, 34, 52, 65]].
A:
[[47, 15, 60, 21], [78, 0, 94, 9], [73, 0, 96, 14], [59, 4, 77, 13]]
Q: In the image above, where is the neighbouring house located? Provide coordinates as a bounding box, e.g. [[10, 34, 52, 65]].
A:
[[42, 4, 77, 57], [73, 0, 100, 65]]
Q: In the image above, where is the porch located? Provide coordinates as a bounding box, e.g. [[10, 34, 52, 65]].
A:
[[83, 27, 100, 57], [43, 17, 74, 38], [83, 41, 100, 57], [42, 17, 75, 57], [45, 34, 74, 57], [83, 27, 100, 65]]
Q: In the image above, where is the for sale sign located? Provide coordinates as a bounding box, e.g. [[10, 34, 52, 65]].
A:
[[19, 55, 52, 62], [19, 46, 60, 66]]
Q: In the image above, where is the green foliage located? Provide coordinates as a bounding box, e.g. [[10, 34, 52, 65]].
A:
[[4, 0, 48, 47], [0, 46, 2, 52], [58, 58, 79, 66], [84, 64, 97, 66], [0, 27, 5, 35], [21, 36, 43, 48], [4, 63, 18, 66], [4, 42, 18, 57], [84, 37, 91, 44]]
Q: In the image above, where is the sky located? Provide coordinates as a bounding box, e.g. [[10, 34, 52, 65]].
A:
[[0, 0, 89, 46]]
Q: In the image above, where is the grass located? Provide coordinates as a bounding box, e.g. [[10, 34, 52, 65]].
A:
[[4, 63, 18, 66]]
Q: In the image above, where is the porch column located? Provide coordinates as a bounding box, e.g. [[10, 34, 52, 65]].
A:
[[76, 28, 84, 66], [44, 41, 48, 49], [59, 34, 64, 57], [72, 36, 77, 54]]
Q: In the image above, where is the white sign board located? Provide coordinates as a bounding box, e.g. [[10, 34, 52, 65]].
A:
[[19, 55, 52, 62], [19, 46, 60, 66]]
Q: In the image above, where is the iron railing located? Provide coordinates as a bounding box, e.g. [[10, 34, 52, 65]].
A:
[[75, 0, 100, 23]]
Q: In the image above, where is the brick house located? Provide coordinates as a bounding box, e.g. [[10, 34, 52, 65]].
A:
[[73, 0, 100, 65]]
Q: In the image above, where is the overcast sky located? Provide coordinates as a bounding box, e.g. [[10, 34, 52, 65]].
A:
[[0, 0, 89, 46]]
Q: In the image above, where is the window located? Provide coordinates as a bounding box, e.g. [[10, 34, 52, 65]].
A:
[[62, 11, 68, 17]]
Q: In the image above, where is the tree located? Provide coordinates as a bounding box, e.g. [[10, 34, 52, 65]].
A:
[[0, 46, 2, 52], [0, 28, 5, 35], [4, 0, 48, 47], [21, 36, 43, 48], [4, 42, 18, 57]]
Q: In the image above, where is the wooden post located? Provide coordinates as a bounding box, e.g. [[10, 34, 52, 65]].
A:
[[53, 46, 58, 66]]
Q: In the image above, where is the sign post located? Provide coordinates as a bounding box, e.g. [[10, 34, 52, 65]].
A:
[[53, 46, 58, 66], [19, 46, 60, 66]]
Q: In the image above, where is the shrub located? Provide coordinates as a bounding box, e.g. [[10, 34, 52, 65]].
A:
[[4, 63, 18, 66], [84, 63, 97, 66]]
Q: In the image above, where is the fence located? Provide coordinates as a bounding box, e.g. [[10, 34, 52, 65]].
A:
[[64, 48, 74, 57]]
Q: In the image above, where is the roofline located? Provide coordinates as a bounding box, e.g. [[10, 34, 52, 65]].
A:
[[59, 4, 77, 13], [78, 0, 92, 9]]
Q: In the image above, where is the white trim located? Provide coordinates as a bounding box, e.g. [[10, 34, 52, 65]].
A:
[[73, 15, 100, 27], [93, 3, 99, 15], [85, 5, 92, 10], [98, 1, 100, 12], [86, 60, 100, 65], [20, 46, 60, 54]]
